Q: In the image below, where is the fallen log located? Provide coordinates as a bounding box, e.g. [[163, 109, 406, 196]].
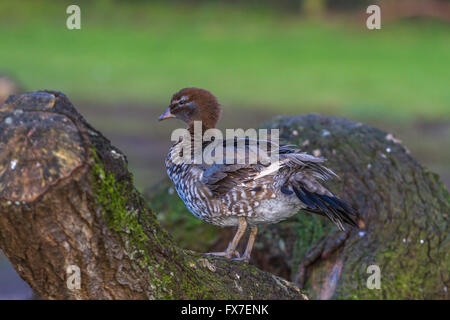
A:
[[149, 115, 449, 300], [260, 115, 449, 299], [0, 91, 307, 300]]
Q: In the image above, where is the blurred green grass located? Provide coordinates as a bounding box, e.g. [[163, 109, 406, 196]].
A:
[[0, 1, 449, 120]]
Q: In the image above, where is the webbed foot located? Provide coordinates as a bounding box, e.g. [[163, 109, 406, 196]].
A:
[[205, 249, 240, 259]]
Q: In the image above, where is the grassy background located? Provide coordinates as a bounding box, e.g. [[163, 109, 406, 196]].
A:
[[0, 1, 449, 120], [0, 0, 449, 299]]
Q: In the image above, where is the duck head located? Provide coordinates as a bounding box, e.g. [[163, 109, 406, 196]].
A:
[[159, 88, 222, 130]]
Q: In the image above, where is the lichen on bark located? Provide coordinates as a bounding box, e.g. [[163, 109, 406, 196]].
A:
[[263, 115, 449, 299], [0, 91, 307, 300], [149, 114, 449, 300]]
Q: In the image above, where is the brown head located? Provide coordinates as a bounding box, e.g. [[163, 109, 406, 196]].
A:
[[158, 88, 222, 130]]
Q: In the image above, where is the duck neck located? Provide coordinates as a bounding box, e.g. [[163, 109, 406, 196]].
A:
[[170, 121, 216, 165], [187, 120, 216, 136]]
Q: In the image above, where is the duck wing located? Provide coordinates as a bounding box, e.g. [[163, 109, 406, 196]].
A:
[[199, 138, 363, 230], [199, 137, 269, 196]]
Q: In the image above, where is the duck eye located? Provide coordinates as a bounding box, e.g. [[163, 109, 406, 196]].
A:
[[178, 100, 184, 105]]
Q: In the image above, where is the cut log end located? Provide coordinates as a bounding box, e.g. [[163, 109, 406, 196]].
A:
[[0, 92, 87, 202], [0, 91, 307, 300]]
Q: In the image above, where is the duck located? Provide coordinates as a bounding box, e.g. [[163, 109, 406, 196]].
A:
[[159, 87, 364, 262]]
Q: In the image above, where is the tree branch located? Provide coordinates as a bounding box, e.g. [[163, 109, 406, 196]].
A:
[[148, 114, 449, 300], [257, 115, 449, 299], [0, 91, 307, 300]]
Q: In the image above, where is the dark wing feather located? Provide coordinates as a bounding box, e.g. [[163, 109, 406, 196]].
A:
[[200, 137, 269, 196], [199, 137, 364, 230], [286, 153, 362, 231], [292, 184, 361, 231], [202, 163, 257, 195]]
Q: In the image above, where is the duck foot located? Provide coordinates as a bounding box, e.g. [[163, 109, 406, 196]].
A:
[[231, 226, 258, 264], [205, 217, 248, 260], [205, 249, 240, 259], [231, 255, 250, 263]]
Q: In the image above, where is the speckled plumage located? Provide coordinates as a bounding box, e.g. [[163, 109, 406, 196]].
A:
[[166, 139, 342, 228], [160, 88, 363, 262]]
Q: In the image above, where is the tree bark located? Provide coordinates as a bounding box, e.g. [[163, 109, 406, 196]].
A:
[[257, 115, 449, 299], [149, 115, 449, 300], [0, 91, 307, 300]]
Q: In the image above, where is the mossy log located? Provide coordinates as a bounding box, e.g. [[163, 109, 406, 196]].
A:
[[149, 116, 449, 300], [260, 115, 449, 299], [0, 91, 307, 300]]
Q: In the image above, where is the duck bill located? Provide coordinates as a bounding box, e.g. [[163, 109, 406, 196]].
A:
[[158, 107, 175, 121]]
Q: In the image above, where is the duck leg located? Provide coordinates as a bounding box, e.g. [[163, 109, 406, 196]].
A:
[[206, 217, 247, 259], [233, 226, 258, 263]]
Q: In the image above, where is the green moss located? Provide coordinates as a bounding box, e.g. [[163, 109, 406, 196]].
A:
[[266, 116, 450, 299], [335, 220, 448, 300], [91, 160, 152, 265], [90, 154, 223, 299], [92, 160, 174, 298], [90, 150, 309, 299], [291, 214, 333, 278]]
